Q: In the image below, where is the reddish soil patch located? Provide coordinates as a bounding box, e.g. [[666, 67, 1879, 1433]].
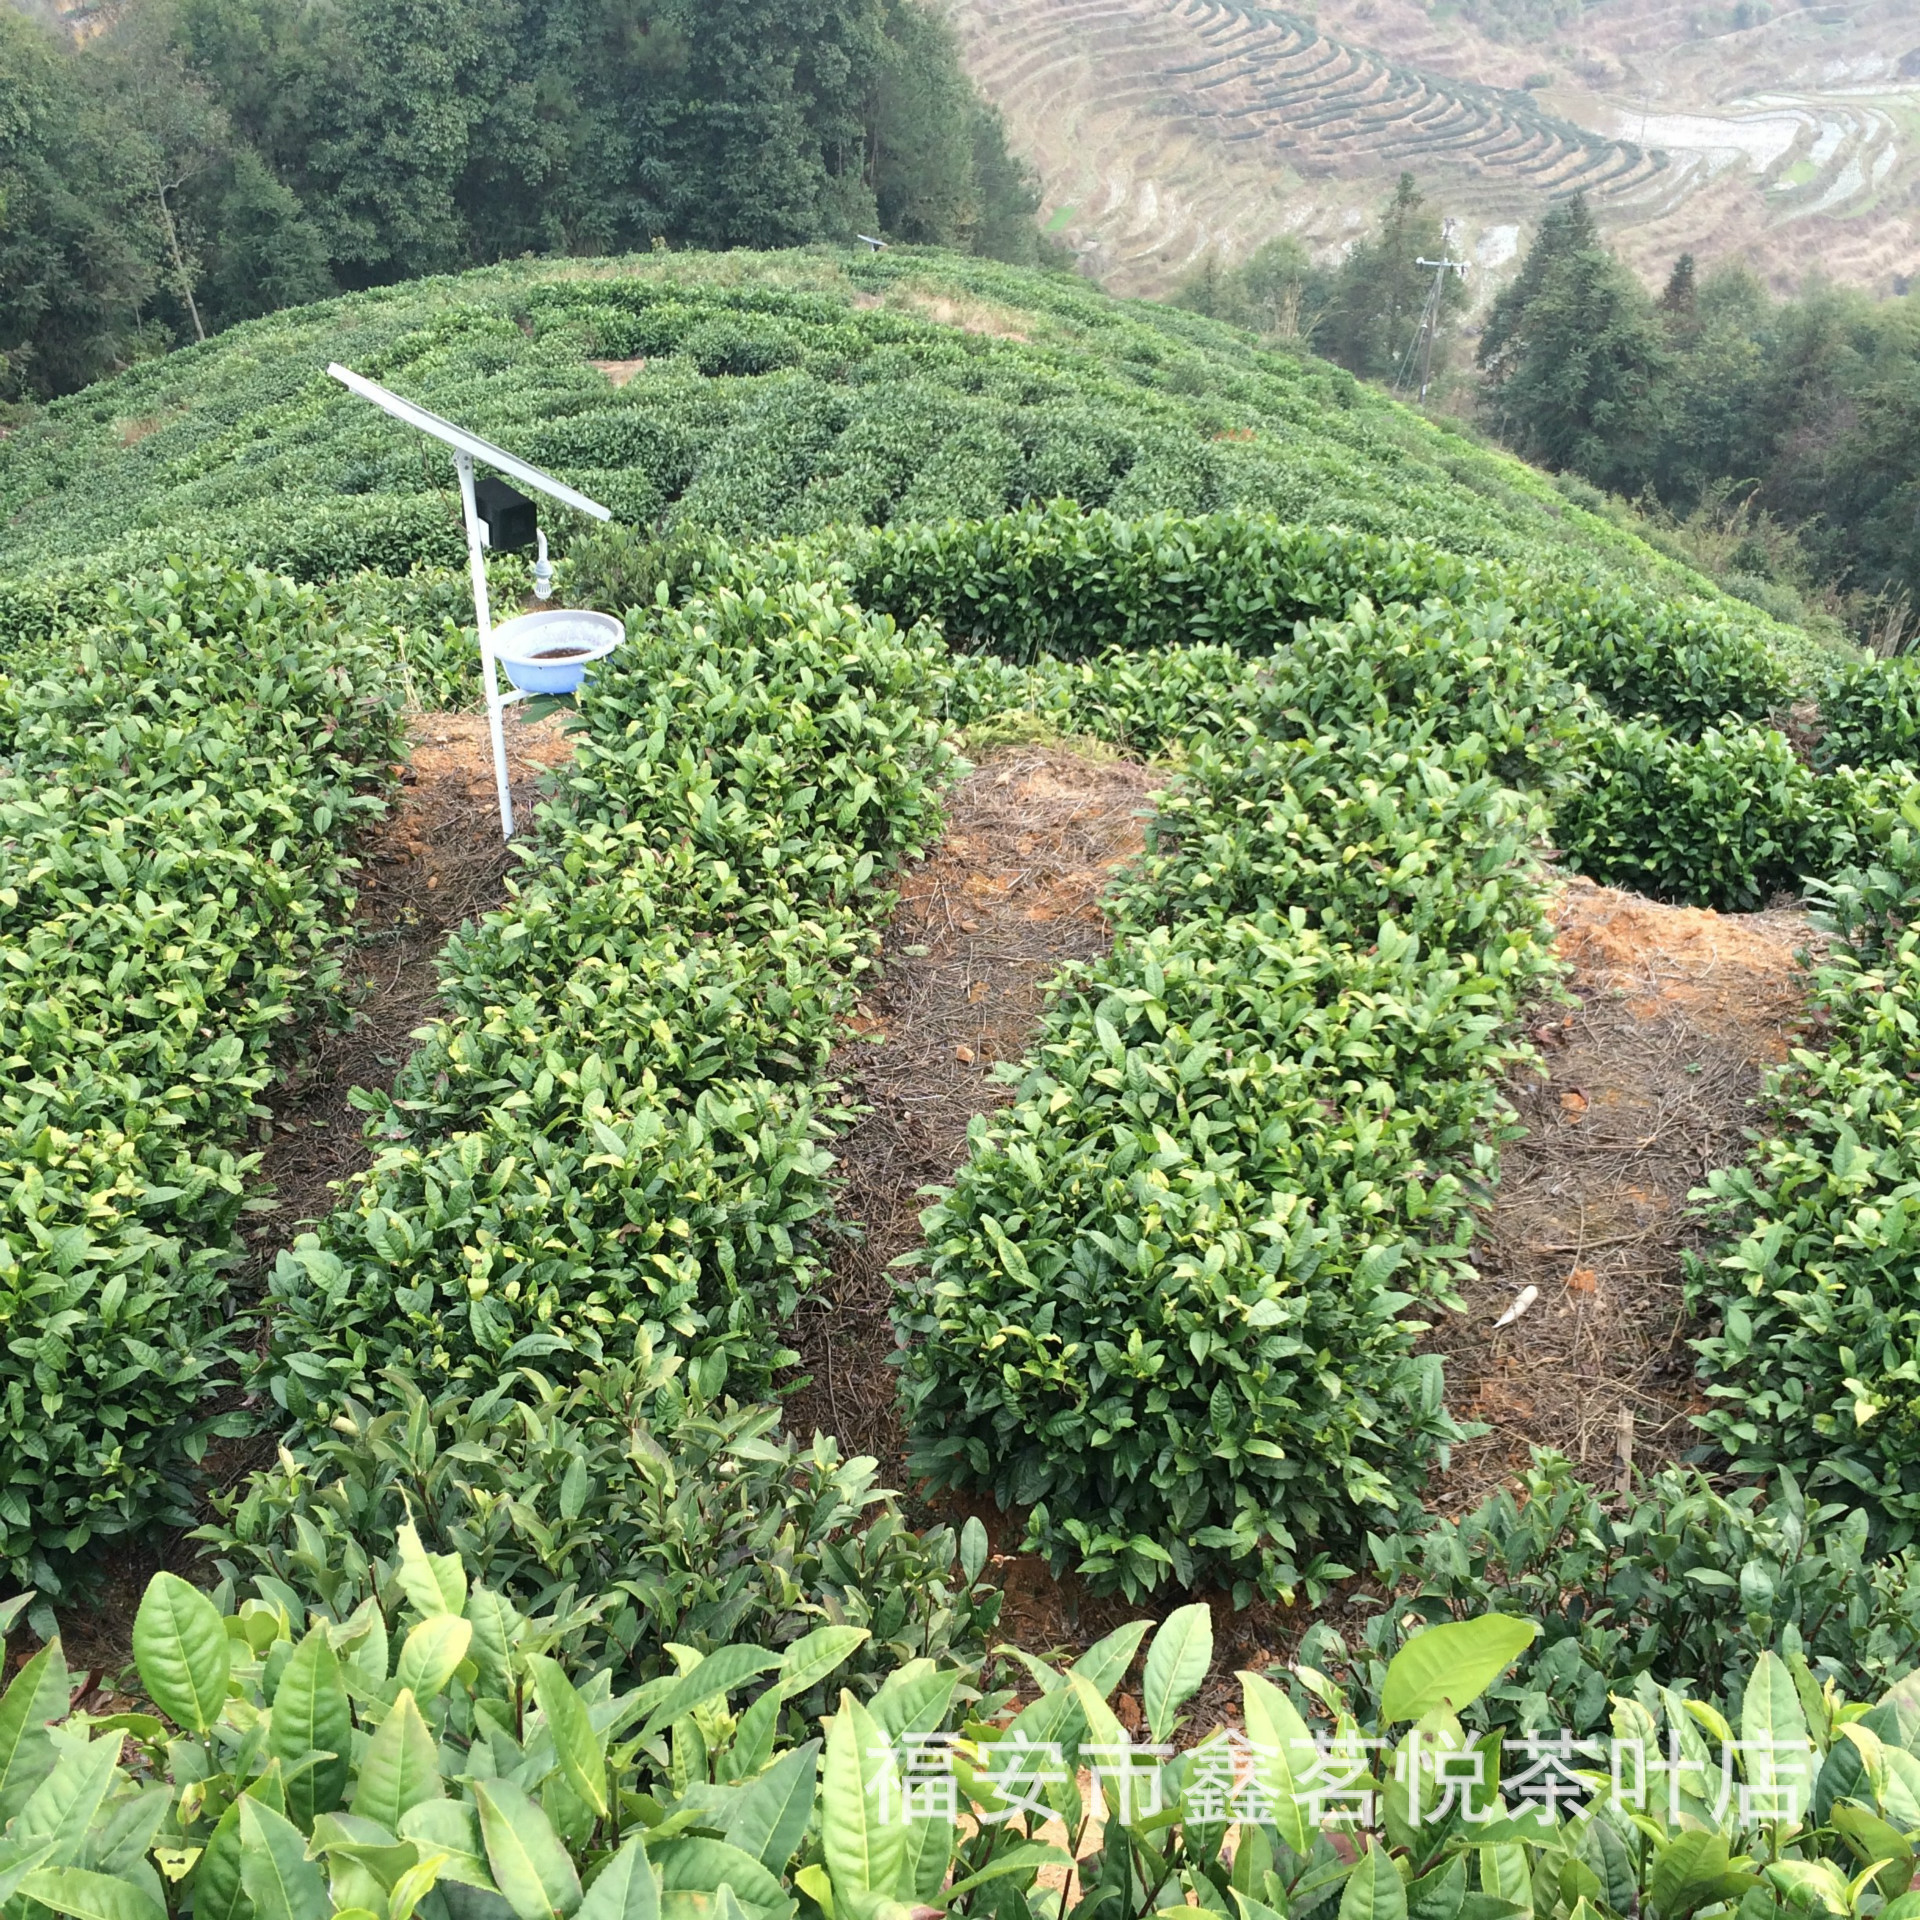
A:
[[243, 708, 576, 1256], [1427, 875, 1817, 1506]]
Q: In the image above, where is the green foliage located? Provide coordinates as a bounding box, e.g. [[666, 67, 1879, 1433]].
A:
[[895, 913, 1527, 1604], [1815, 656, 1920, 773], [0, 0, 1045, 397], [1553, 720, 1828, 911], [28, 1559, 1920, 1920], [556, 582, 955, 916], [1479, 194, 1672, 497], [1534, 579, 1790, 736], [837, 503, 1484, 664], [1688, 915, 1920, 1534], [0, 562, 401, 1594], [0, 11, 166, 399], [1314, 1450, 1920, 1734], [1115, 731, 1555, 971], [197, 1359, 999, 1687], [1313, 173, 1472, 385], [262, 578, 950, 1427], [0, 251, 1779, 635], [898, 590, 1563, 1603]]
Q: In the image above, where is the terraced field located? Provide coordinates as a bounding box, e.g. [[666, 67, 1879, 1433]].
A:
[[947, 0, 1920, 294]]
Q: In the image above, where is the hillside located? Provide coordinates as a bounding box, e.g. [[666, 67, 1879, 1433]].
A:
[[944, 0, 1920, 296], [24, 226, 1920, 1920], [0, 245, 1785, 623]]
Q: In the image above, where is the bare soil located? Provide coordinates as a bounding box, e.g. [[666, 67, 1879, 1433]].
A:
[[784, 744, 1160, 1477], [1425, 875, 1816, 1507], [243, 708, 577, 1256]]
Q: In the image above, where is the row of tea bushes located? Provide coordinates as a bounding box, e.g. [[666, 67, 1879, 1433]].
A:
[[238, 577, 1004, 1682], [894, 601, 1569, 1602], [265, 580, 953, 1423], [0, 564, 405, 1591], [1552, 717, 1920, 913], [19, 1548, 1907, 1920], [566, 505, 1793, 735], [1688, 839, 1920, 1535], [34, 1545, 1875, 1920]]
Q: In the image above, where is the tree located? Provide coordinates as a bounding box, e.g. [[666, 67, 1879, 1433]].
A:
[[1477, 195, 1667, 494], [1660, 252, 1698, 328], [1, 0, 1053, 398], [1317, 173, 1466, 382], [0, 10, 164, 398], [1172, 236, 1328, 342]]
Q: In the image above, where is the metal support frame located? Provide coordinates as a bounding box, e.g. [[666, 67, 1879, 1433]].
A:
[[454, 450, 522, 838], [326, 362, 611, 840]]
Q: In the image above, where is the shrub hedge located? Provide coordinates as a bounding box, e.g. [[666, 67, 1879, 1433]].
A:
[[895, 916, 1529, 1602], [1552, 720, 1827, 911], [1814, 653, 1920, 773], [1689, 917, 1920, 1534], [200, 1354, 999, 1686], [0, 564, 402, 1591], [895, 586, 1562, 1602]]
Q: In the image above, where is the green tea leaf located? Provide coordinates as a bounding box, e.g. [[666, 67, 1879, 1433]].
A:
[[1381, 1617, 1537, 1723], [20, 1865, 166, 1920], [133, 1574, 231, 1734], [531, 1656, 608, 1820], [474, 1779, 581, 1920], [352, 1691, 444, 1830], [1143, 1603, 1212, 1745], [239, 1798, 331, 1920], [576, 1838, 658, 1920], [269, 1626, 352, 1827]]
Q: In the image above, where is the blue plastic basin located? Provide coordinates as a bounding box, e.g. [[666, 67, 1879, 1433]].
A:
[[490, 608, 624, 695]]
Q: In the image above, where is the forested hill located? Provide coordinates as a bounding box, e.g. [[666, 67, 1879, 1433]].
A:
[[0, 0, 1050, 402], [0, 246, 1795, 641]]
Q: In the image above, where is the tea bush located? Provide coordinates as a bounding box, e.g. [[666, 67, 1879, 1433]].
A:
[[1320, 1449, 1920, 1733], [1688, 922, 1920, 1532], [895, 915, 1534, 1602], [1814, 654, 1920, 773], [1114, 731, 1556, 972], [1552, 720, 1829, 911], [263, 579, 954, 1425], [1530, 580, 1790, 737], [557, 582, 955, 914], [199, 1355, 999, 1686], [0, 564, 402, 1593], [1, 251, 1771, 606]]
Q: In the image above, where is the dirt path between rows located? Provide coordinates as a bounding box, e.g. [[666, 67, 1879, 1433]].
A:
[[1427, 877, 1816, 1508], [243, 708, 577, 1260]]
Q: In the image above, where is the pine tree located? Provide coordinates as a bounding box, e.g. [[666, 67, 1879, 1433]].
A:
[[1477, 193, 1667, 494], [1318, 172, 1464, 380]]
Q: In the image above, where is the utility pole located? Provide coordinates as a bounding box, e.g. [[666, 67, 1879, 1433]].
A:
[[1397, 218, 1468, 403]]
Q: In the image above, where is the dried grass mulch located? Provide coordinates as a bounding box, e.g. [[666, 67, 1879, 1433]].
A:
[[1426, 874, 1819, 1508]]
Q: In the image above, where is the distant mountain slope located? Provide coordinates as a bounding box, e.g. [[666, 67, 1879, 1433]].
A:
[[943, 0, 1919, 294]]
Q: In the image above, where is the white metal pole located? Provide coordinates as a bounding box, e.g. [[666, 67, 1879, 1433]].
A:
[[457, 450, 515, 841]]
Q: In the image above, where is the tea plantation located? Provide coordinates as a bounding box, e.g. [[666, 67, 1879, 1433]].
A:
[[10, 245, 1920, 1920]]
